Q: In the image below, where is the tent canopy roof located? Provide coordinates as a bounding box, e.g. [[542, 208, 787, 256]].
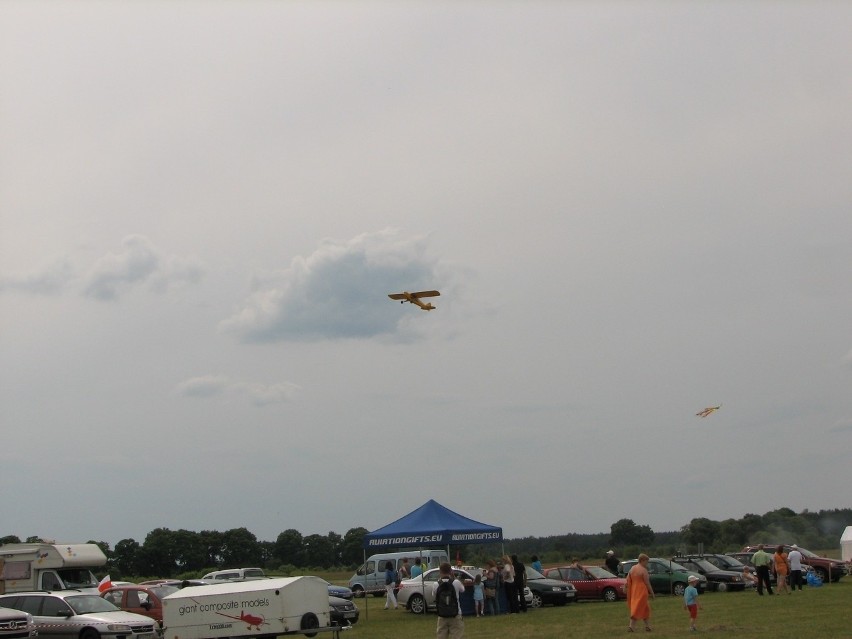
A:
[[841, 525, 852, 542], [363, 499, 502, 549]]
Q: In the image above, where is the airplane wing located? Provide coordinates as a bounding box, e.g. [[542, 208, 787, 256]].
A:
[[388, 293, 406, 300], [410, 290, 440, 298], [696, 405, 721, 418]]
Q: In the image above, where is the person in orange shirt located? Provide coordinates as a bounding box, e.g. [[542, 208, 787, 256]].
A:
[[773, 545, 790, 594], [626, 554, 655, 632]]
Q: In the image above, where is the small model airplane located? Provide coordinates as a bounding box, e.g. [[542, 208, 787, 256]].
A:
[[388, 290, 440, 311], [696, 405, 722, 418]]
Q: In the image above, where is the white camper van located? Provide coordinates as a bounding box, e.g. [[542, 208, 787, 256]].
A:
[[0, 543, 107, 594], [162, 577, 329, 639], [348, 550, 448, 597]]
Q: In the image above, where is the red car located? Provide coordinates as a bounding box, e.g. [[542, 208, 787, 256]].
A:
[[543, 565, 626, 602], [100, 584, 179, 627]]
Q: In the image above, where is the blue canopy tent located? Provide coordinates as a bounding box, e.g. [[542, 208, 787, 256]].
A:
[[364, 499, 503, 549], [362, 499, 503, 616]]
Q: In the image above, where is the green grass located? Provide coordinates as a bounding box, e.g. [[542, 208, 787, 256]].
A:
[[334, 580, 851, 639]]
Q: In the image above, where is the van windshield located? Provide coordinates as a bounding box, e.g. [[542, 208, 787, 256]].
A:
[[57, 569, 98, 588]]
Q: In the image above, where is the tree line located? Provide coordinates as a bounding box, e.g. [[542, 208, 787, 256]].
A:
[[2, 507, 848, 580]]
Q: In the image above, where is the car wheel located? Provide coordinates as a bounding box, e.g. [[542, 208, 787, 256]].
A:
[[602, 587, 618, 602], [408, 593, 426, 614], [814, 567, 829, 582], [530, 592, 543, 608], [717, 582, 727, 592], [672, 582, 686, 597], [80, 630, 99, 639], [300, 613, 319, 638], [351, 585, 365, 598]]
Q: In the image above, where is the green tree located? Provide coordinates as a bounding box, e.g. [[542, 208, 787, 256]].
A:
[[198, 530, 224, 567], [681, 518, 721, 548], [0, 536, 21, 545], [610, 519, 655, 547], [140, 528, 182, 576], [339, 527, 368, 566], [113, 539, 141, 577], [303, 534, 333, 568], [274, 529, 303, 566], [221, 528, 261, 567]]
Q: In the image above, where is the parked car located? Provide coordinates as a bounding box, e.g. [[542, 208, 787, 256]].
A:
[[0, 606, 36, 639], [543, 565, 626, 602], [328, 596, 359, 626], [739, 545, 845, 583], [200, 568, 266, 581], [671, 557, 746, 591], [138, 579, 215, 588], [693, 553, 749, 574], [396, 567, 474, 614], [0, 591, 158, 639], [100, 584, 178, 626], [618, 559, 707, 596], [323, 581, 353, 600], [523, 566, 576, 607]]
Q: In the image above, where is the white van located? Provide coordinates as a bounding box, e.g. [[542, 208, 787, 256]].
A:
[[200, 567, 266, 581], [348, 550, 448, 597]]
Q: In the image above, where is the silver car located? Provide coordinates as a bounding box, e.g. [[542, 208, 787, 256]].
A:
[[397, 567, 473, 614], [0, 606, 36, 639], [0, 592, 157, 639]]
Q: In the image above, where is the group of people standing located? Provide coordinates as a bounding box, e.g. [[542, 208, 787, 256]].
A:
[[750, 544, 805, 595], [477, 554, 528, 616]]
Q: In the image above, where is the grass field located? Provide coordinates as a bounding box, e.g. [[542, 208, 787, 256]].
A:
[[330, 580, 851, 639]]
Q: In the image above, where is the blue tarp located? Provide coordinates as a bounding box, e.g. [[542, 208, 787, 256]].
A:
[[363, 499, 503, 549]]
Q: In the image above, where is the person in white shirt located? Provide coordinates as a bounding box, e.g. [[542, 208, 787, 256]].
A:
[[787, 545, 804, 591]]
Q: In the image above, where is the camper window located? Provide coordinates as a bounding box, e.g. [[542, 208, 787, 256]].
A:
[[0, 562, 30, 580]]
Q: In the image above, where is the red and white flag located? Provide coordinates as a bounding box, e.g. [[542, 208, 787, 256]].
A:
[[97, 575, 112, 593]]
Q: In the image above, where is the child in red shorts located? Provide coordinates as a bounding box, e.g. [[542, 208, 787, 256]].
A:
[[683, 575, 701, 631]]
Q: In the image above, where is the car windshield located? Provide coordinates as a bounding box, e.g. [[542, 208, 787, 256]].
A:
[[691, 559, 718, 572], [719, 556, 745, 568], [797, 547, 818, 559], [149, 586, 179, 598], [666, 560, 689, 572], [525, 567, 546, 580], [585, 566, 616, 579], [57, 569, 98, 589], [66, 595, 120, 614]]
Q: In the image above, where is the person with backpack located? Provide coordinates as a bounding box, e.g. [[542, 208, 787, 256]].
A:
[[432, 562, 465, 638], [483, 559, 500, 616], [383, 560, 398, 609]]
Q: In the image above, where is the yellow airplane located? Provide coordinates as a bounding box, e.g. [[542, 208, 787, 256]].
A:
[[388, 290, 440, 311]]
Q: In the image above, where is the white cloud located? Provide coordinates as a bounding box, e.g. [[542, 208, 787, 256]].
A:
[[219, 229, 440, 342], [175, 375, 300, 405]]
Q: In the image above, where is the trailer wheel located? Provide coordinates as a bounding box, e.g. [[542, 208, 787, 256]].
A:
[[300, 613, 319, 638]]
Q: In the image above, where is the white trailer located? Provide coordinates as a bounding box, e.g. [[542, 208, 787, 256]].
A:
[[0, 543, 106, 593], [162, 577, 335, 639]]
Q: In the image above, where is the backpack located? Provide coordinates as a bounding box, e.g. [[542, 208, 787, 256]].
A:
[[435, 578, 458, 618]]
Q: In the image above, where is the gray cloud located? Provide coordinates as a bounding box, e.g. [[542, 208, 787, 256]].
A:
[[219, 229, 440, 342], [82, 235, 204, 300], [0, 258, 73, 295], [175, 375, 300, 405]]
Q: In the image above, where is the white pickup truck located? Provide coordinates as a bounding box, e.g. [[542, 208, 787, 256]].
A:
[[162, 577, 342, 639]]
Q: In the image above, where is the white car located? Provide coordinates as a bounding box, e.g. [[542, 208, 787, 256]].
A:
[[396, 567, 533, 614], [0, 592, 157, 639]]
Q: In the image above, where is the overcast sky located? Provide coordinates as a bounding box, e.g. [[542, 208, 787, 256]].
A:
[[2, 1, 850, 549]]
